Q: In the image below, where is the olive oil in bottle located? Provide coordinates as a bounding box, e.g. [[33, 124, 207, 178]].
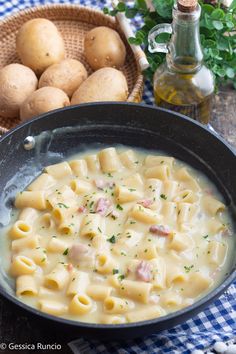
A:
[[148, 0, 214, 124]]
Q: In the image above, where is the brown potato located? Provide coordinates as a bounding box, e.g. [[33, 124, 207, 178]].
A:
[[20, 87, 70, 121], [39, 59, 88, 97], [0, 63, 38, 118], [16, 18, 65, 75], [71, 68, 128, 104], [84, 26, 126, 70]]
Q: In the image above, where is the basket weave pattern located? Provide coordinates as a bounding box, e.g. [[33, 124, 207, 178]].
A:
[[0, 4, 144, 135]]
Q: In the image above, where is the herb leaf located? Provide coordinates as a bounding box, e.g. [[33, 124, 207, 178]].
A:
[[107, 235, 116, 243], [57, 203, 69, 209], [63, 248, 69, 255], [104, 0, 236, 90], [184, 265, 194, 273]]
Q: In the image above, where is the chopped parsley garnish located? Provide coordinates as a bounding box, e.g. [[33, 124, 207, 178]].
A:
[[118, 274, 125, 281], [98, 227, 102, 233], [116, 204, 123, 211], [160, 194, 167, 200], [184, 265, 194, 273], [89, 201, 94, 208], [57, 203, 69, 209], [63, 248, 69, 256], [203, 235, 209, 239], [107, 235, 116, 243], [128, 188, 136, 192], [112, 269, 119, 275], [107, 173, 113, 177]]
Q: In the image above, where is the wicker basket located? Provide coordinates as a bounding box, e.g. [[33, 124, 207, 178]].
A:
[[0, 4, 144, 135]]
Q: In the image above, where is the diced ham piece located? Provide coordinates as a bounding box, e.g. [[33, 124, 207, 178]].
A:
[[149, 224, 171, 236], [68, 243, 95, 269], [78, 205, 87, 213], [222, 228, 231, 237], [136, 261, 152, 282], [96, 198, 111, 216], [138, 199, 153, 208], [107, 182, 115, 189], [149, 294, 160, 304], [94, 179, 115, 190], [67, 263, 73, 272], [204, 188, 213, 195], [94, 179, 106, 190], [211, 267, 220, 279], [109, 209, 119, 219], [68, 243, 90, 263]]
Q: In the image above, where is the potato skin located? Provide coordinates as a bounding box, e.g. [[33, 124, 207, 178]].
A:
[[84, 26, 126, 70], [71, 68, 128, 104], [20, 86, 70, 121], [16, 18, 65, 75], [39, 59, 88, 97], [0, 63, 38, 118]]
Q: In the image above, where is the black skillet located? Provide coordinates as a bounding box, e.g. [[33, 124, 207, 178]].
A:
[[0, 102, 235, 340]]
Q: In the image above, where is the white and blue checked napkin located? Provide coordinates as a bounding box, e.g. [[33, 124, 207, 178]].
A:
[[0, 1, 235, 352], [68, 285, 236, 353]]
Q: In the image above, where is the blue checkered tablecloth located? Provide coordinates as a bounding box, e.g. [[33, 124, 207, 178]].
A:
[[0, 1, 235, 353]]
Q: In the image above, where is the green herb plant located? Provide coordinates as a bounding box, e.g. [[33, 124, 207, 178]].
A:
[[104, 0, 236, 89]]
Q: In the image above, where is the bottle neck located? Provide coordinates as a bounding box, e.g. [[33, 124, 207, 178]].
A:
[[167, 3, 203, 73]]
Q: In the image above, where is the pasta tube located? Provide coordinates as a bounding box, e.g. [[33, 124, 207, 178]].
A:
[[16, 275, 38, 296], [69, 293, 92, 315]]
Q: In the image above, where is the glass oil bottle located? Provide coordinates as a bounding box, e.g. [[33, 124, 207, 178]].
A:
[[148, 0, 214, 124]]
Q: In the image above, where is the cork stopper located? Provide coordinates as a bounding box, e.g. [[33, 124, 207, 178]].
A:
[[177, 0, 198, 12]]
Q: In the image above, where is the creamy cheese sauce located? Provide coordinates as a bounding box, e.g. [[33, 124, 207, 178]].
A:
[[2, 146, 234, 324]]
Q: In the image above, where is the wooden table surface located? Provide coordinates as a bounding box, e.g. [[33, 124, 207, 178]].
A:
[[0, 87, 235, 354], [211, 87, 236, 150]]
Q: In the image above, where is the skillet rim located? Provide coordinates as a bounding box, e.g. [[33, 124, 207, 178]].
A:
[[0, 102, 235, 156], [0, 102, 235, 331]]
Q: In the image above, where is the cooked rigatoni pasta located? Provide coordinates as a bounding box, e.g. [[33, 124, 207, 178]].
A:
[[67, 270, 89, 296], [11, 235, 40, 252], [9, 220, 32, 239], [16, 275, 38, 296], [45, 161, 72, 179], [69, 159, 88, 178], [27, 173, 55, 191], [15, 191, 46, 210], [5, 146, 233, 324], [39, 299, 68, 316]]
